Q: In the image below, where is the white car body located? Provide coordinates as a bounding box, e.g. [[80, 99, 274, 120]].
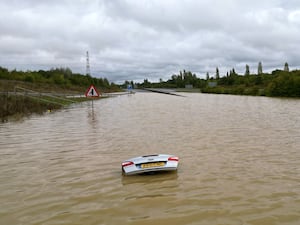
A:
[[122, 154, 179, 175]]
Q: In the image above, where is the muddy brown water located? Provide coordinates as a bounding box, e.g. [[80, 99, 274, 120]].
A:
[[0, 93, 299, 225]]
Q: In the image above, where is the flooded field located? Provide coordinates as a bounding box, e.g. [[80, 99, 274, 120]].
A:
[[0, 93, 299, 225]]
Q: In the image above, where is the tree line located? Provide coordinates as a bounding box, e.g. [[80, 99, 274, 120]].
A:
[[125, 63, 300, 97], [0, 66, 119, 92]]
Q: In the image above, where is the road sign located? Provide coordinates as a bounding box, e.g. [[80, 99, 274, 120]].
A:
[[85, 85, 100, 97]]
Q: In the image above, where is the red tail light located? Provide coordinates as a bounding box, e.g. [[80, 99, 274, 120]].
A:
[[168, 156, 179, 161], [122, 161, 134, 167]]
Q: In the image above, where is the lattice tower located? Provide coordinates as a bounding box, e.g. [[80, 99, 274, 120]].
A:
[[86, 51, 90, 76]]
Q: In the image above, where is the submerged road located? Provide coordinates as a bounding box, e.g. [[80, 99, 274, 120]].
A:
[[141, 88, 186, 97]]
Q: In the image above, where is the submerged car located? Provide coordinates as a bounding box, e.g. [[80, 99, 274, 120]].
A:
[[121, 154, 179, 175]]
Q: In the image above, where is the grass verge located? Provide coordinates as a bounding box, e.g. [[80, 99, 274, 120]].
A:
[[0, 93, 93, 122]]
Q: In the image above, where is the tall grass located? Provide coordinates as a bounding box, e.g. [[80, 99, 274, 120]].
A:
[[0, 93, 62, 122]]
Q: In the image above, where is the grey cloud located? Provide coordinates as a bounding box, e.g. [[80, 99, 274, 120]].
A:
[[0, 0, 300, 83]]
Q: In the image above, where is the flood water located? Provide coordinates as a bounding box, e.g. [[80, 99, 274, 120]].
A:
[[0, 93, 300, 225]]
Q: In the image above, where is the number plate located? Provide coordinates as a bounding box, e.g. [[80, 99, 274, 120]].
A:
[[141, 162, 165, 169]]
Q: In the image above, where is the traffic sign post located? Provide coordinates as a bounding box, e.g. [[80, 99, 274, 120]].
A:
[[85, 85, 100, 111], [85, 85, 100, 97]]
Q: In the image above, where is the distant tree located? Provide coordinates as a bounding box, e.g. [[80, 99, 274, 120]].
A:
[[258, 62, 263, 74], [143, 79, 151, 87], [0, 66, 9, 79], [63, 67, 72, 79], [245, 64, 250, 75], [284, 62, 289, 72], [216, 67, 220, 79], [230, 68, 236, 76], [206, 72, 209, 80], [102, 78, 110, 87]]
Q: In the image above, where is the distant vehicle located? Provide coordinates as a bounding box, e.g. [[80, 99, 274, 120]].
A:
[[121, 154, 179, 175]]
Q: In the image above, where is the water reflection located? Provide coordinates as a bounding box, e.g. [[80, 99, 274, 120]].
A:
[[87, 101, 97, 121], [121, 171, 179, 186]]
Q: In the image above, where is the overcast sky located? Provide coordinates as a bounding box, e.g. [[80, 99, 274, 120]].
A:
[[1, 0, 300, 83]]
